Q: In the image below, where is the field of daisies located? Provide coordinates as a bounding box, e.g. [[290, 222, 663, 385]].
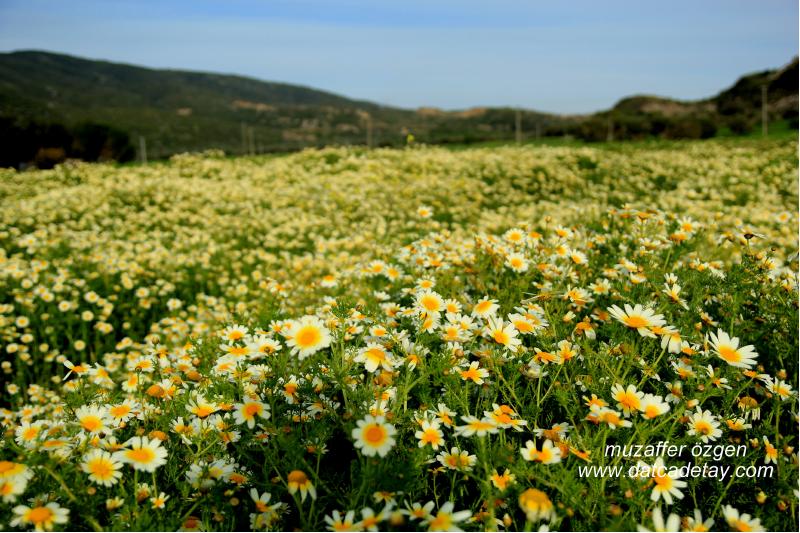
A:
[[0, 138, 797, 532]]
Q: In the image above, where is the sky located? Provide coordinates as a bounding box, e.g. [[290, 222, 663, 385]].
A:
[[0, 0, 797, 113]]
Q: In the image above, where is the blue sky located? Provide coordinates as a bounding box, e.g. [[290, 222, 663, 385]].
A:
[[0, 0, 796, 113]]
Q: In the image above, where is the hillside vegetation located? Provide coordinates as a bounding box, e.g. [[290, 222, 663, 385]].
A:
[[0, 51, 796, 167]]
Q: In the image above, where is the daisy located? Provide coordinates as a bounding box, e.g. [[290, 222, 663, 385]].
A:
[[639, 394, 670, 419], [518, 488, 555, 523], [611, 384, 644, 416], [472, 297, 499, 318], [658, 327, 683, 354], [15, 422, 44, 448], [286, 469, 316, 502], [555, 339, 579, 362], [0, 461, 33, 482], [520, 439, 562, 464], [151, 492, 169, 509], [281, 376, 302, 404], [722, 505, 764, 532], [417, 205, 433, 218], [686, 408, 722, 442], [355, 343, 396, 373], [421, 501, 472, 532], [415, 420, 445, 450], [404, 501, 435, 521], [352, 415, 396, 457], [590, 406, 632, 429], [685, 509, 714, 531], [443, 299, 461, 314], [221, 324, 248, 342], [320, 274, 338, 288], [504, 227, 528, 246], [767, 378, 794, 400], [75, 405, 111, 435], [107, 400, 138, 425], [641, 458, 686, 505], [233, 400, 270, 429], [325, 510, 359, 532], [636, 506, 680, 532], [433, 404, 456, 427], [250, 489, 281, 515], [486, 404, 527, 431], [662, 283, 688, 309], [763, 436, 778, 464], [707, 329, 758, 369], [63, 359, 90, 380], [114, 436, 168, 472], [458, 361, 489, 384], [81, 449, 123, 486], [359, 505, 390, 531], [508, 313, 537, 335], [11, 502, 70, 531], [454, 415, 498, 438], [533, 422, 572, 441], [725, 418, 752, 431], [284, 316, 332, 359], [415, 290, 444, 317], [608, 304, 665, 337], [1, 475, 28, 503], [436, 447, 476, 471], [490, 469, 516, 491], [483, 316, 522, 352], [505, 253, 529, 273]]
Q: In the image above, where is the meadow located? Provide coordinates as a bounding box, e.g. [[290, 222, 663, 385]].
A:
[[0, 138, 797, 532]]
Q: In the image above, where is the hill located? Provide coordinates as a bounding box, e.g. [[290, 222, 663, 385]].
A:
[[596, 58, 798, 140], [0, 50, 796, 167], [0, 50, 565, 166]]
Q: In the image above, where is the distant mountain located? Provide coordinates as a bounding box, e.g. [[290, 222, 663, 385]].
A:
[[0, 50, 796, 167], [0, 50, 563, 164], [596, 58, 798, 139]]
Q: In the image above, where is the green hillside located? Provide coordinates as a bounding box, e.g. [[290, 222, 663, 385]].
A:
[[0, 51, 564, 162], [0, 50, 796, 167]]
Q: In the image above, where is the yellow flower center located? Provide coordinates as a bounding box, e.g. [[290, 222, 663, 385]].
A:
[[623, 315, 648, 328], [126, 447, 155, 464], [81, 415, 102, 432], [717, 346, 741, 363], [243, 403, 262, 417], [295, 326, 321, 348], [618, 392, 641, 410], [110, 405, 130, 418], [364, 425, 387, 445], [287, 470, 308, 485], [194, 406, 214, 418], [26, 507, 53, 524], [89, 459, 113, 478], [514, 320, 533, 333], [654, 473, 672, 488], [694, 420, 712, 435], [420, 295, 440, 312], [493, 330, 510, 345], [474, 301, 492, 314], [644, 405, 661, 419], [422, 428, 440, 444], [519, 488, 552, 512]]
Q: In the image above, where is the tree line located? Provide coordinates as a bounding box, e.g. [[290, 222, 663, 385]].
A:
[[0, 117, 135, 169]]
